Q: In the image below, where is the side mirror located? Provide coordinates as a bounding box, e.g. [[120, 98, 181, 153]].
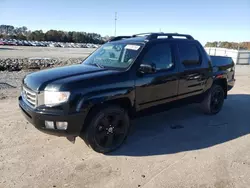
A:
[[139, 64, 156, 74]]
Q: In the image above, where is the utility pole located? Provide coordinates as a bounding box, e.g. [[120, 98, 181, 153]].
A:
[[114, 12, 117, 36]]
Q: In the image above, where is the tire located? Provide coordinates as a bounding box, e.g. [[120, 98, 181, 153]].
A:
[[83, 105, 130, 153], [201, 84, 225, 115]]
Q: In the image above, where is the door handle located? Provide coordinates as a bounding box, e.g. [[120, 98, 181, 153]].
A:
[[193, 76, 201, 79]]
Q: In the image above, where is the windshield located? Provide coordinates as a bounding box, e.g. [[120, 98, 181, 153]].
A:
[[83, 43, 143, 69]]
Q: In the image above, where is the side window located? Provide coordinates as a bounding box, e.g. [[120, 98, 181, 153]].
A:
[[142, 43, 174, 70], [178, 43, 201, 66]]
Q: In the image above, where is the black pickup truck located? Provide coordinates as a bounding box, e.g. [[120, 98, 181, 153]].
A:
[[19, 33, 235, 153]]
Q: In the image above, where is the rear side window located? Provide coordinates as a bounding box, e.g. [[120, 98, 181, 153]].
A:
[[142, 43, 174, 70], [178, 43, 201, 66]]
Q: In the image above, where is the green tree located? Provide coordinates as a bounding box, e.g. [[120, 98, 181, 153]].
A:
[[17, 34, 27, 40], [28, 30, 45, 41], [45, 30, 59, 41], [0, 24, 106, 44], [67, 31, 73, 42]]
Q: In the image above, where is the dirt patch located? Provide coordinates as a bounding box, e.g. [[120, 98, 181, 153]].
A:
[[0, 82, 16, 89], [0, 88, 19, 100]]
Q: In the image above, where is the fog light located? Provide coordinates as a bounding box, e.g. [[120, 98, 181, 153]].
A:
[[45, 121, 55, 129], [56, 122, 68, 130]]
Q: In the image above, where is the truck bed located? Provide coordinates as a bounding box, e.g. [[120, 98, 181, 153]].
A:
[[210, 55, 235, 67], [210, 55, 235, 91]]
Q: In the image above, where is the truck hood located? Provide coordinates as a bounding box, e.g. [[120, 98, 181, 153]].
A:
[[23, 64, 114, 91]]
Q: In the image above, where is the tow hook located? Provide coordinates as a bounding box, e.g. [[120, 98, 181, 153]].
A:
[[66, 136, 76, 144]]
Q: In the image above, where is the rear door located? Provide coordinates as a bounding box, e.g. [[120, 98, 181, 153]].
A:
[[177, 41, 209, 98]]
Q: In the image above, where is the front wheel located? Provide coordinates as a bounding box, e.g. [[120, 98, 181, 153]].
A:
[[83, 105, 130, 153], [201, 84, 225, 115]]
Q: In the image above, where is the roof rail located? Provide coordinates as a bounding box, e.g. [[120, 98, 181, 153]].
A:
[[108, 36, 132, 42], [132, 32, 164, 37], [147, 33, 194, 40], [108, 32, 194, 42]]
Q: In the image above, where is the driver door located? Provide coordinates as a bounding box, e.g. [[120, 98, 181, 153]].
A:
[[135, 41, 179, 110]]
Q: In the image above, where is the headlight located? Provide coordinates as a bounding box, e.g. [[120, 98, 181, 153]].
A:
[[44, 91, 70, 106]]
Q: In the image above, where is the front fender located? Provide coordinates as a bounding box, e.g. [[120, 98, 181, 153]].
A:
[[76, 88, 135, 112]]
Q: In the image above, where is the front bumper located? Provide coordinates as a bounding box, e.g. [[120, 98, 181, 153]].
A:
[[18, 96, 86, 137], [228, 78, 235, 91]]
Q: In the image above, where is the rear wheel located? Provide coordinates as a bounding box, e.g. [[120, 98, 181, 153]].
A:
[[83, 105, 130, 153], [201, 84, 225, 114]]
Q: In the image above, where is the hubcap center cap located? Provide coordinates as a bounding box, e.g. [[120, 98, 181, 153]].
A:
[[107, 127, 113, 133]]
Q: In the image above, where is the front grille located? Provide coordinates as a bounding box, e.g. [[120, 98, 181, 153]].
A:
[[22, 86, 37, 107]]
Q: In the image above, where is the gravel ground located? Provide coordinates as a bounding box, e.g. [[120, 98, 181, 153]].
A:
[[0, 46, 95, 71], [0, 71, 29, 100], [0, 66, 250, 188], [0, 71, 29, 89]]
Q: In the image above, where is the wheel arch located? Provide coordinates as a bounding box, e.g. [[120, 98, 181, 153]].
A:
[[213, 78, 228, 99], [80, 97, 134, 133]]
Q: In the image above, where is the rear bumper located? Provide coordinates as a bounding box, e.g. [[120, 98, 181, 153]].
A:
[[18, 96, 87, 137]]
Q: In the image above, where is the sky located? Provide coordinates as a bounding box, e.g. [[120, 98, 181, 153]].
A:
[[0, 0, 249, 44]]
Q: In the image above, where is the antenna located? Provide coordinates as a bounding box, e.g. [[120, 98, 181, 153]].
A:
[[114, 12, 117, 36]]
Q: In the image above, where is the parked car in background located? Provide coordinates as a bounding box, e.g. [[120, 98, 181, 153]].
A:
[[23, 41, 31, 46], [6, 40, 17, 45], [0, 38, 100, 48], [49, 43, 56, 47], [16, 40, 24, 46], [0, 39, 4, 45], [81, 43, 87, 48]]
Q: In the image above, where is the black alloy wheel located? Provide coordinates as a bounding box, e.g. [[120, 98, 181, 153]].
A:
[[95, 113, 127, 149], [201, 84, 225, 115], [210, 87, 224, 113], [83, 105, 130, 153]]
